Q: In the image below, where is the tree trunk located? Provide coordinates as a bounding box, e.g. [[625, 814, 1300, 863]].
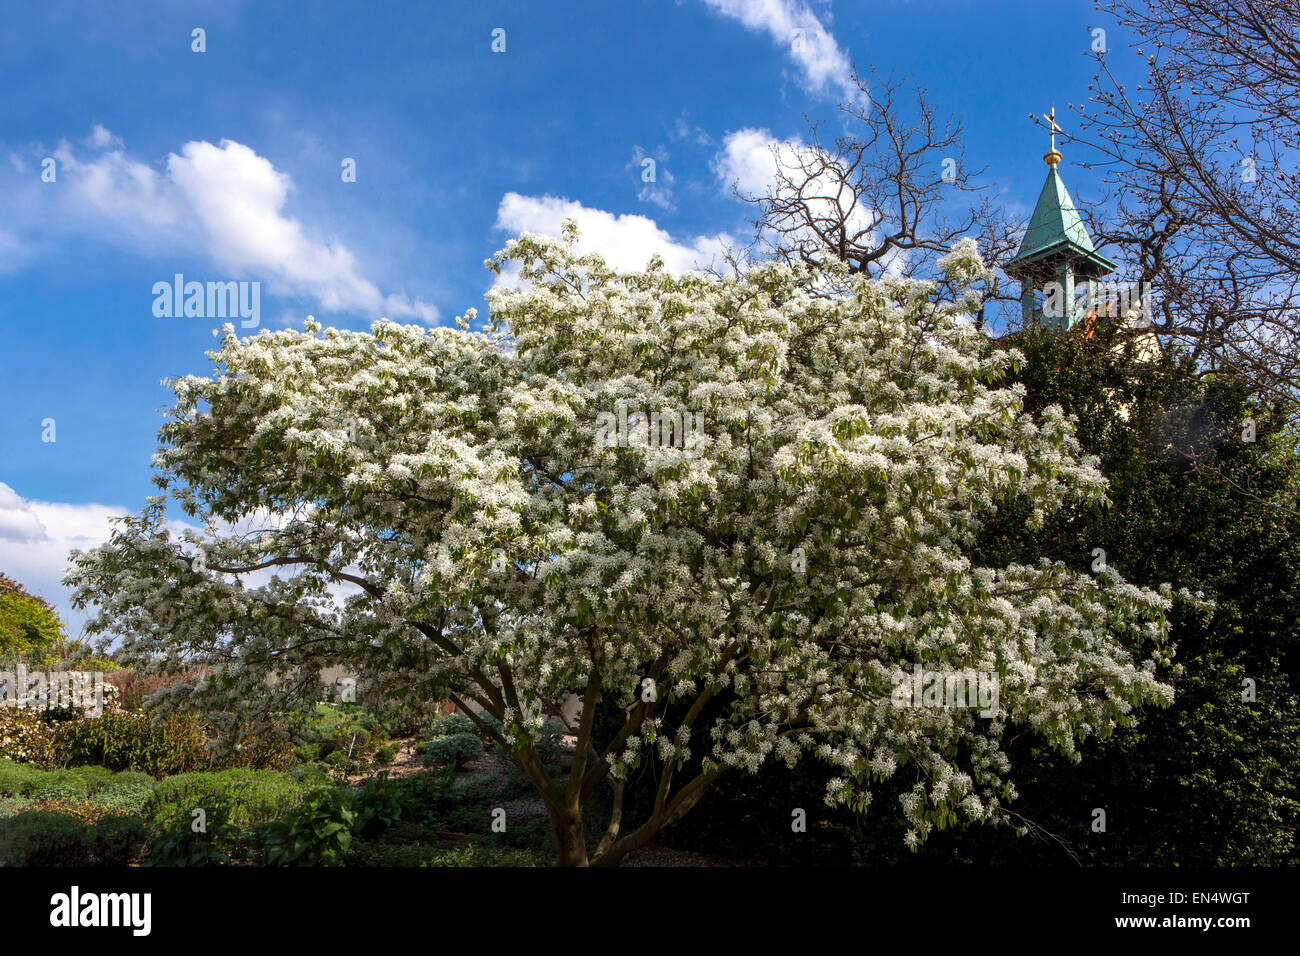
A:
[[551, 806, 589, 866]]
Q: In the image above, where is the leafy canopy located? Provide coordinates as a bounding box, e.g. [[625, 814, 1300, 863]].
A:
[[0, 572, 65, 657]]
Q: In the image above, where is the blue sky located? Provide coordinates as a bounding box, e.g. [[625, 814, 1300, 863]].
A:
[[0, 0, 1138, 632]]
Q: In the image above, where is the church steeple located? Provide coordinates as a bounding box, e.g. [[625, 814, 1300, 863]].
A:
[[1004, 107, 1116, 331]]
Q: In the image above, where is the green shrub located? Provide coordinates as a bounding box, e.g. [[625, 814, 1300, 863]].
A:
[[92, 814, 148, 865], [503, 766, 539, 800], [372, 820, 442, 845], [0, 763, 157, 814], [367, 772, 455, 827], [145, 769, 303, 829], [382, 708, 428, 740], [351, 774, 421, 838], [70, 770, 157, 816], [210, 735, 298, 772], [428, 712, 477, 738], [66, 764, 117, 793], [54, 713, 208, 777], [95, 782, 156, 816], [288, 763, 331, 787], [109, 770, 156, 789], [336, 773, 459, 842], [440, 803, 551, 850], [373, 745, 397, 765], [252, 787, 354, 866], [23, 798, 110, 824], [293, 704, 380, 763], [0, 811, 94, 866], [145, 803, 239, 867], [0, 765, 101, 802], [421, 734, 483, 770], [324, 750, 348, 767], [443, 775, 498, 809], [29, 774, 91, 802], [346, 840, 439, 867]]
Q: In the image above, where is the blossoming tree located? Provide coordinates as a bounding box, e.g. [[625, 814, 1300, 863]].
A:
[[67, 226, 1174, 866]]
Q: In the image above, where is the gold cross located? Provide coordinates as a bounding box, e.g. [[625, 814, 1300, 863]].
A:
[[1042, 106, 1062, 152]]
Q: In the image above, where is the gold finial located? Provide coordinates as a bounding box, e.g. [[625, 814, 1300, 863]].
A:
[[1042, 106, 1063, 168]]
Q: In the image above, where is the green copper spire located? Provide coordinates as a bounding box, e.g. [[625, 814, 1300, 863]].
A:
[[1009, 167, 1115, 270], [1004, 107, 1116, 331]]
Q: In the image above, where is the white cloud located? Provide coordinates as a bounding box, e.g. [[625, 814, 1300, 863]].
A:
[[0, 483, 127, 638], [714, 127, 879, 242], [493, 192, 734, 277], [45, 131, 437, 323], [85, 123, 122, 150], [0, 483, 48, 542], [671, 115, 714, 147], [701, 0, 863, 104], [714, 127, 799, 198]]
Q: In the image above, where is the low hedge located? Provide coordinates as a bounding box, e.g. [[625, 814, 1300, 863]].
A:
[[27, 774, 91, 802], [93, 814, 149, 865], [0, 810, 150, 866], [0, 759, 156, 812], [0, 811, 94, 866], [145, 768, 305, 829], [53, 712, 209, 777], [95, 779, 157, 816]]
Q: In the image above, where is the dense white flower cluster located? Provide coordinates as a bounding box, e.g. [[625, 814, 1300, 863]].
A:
[[65, 224, 1173, 862]]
